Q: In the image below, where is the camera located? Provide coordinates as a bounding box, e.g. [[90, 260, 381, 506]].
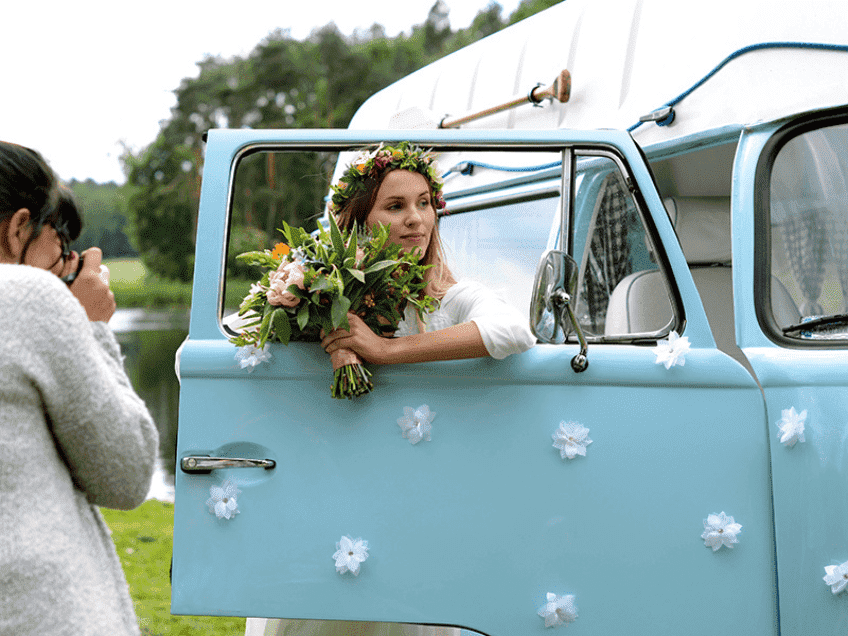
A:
[[61, 257, 85, 286]]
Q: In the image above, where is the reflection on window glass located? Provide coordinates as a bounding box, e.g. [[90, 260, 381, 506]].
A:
[[226, 148, 674, 343], [573, 156, 672, 338], [439, 197, 558, 318], [770, 123, 848, 338], [226, 150, 336, 309], [226, 149, 559, 319]]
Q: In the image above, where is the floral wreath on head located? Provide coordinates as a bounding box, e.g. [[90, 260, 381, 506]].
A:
[[328, 141, 446, 215]]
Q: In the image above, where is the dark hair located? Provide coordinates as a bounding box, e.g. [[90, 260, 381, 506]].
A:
[[0, 141, 82, 262], [54, 186, 83, 243]]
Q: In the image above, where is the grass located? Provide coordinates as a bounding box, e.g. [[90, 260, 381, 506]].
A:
[[106, 258, 252, 310], [101, 500, 246, 636]]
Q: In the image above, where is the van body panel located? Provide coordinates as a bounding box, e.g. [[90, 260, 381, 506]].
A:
[[172, 129, 776, 634]]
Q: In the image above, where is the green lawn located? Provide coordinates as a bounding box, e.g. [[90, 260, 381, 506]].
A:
[[105, 258, 252, 310], [101, 500, 246, 636]]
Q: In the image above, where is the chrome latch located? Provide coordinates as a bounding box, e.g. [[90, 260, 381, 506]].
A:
[[180, 456, 276, 474]]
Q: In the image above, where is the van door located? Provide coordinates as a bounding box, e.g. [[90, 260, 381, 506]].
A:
[[737, 110, 848, 636], [172, 130, 776, 635]]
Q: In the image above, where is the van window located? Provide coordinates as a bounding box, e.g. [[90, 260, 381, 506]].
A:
[[572, 155, 674, 339], [224, 149, 335, 314], [224, 148, 676, 343], [769, 122, 848, 340], [439, 196, 558, 319], [224, 148, 559, 322]]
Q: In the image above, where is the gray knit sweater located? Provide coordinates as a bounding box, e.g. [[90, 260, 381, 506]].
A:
[[0, 265, 159, 636]]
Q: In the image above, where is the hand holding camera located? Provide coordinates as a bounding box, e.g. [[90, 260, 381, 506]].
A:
[[65, 247, 115, 322]]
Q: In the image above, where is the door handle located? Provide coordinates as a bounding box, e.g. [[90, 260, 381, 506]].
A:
[[180, 456, 276, 474]]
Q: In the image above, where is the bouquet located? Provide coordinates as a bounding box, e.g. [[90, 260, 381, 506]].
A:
[[230, 215, 438, 399]]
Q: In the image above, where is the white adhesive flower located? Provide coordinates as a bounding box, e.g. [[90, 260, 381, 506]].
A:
[[206, 479, 241, 520], [397, 405, 435, 444], [234, 344, 272, 372], [652, 331, 691, 369], [823, 560, 848, 594], [701, 511, 742, 551], [777, 406, 807, 447], [537, 592, 578, 628], [333, 536, 369, 575], [552, 421, 592, 460]]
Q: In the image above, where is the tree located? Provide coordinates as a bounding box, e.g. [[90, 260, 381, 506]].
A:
[[123, 0, 561, 282], [69, 179, 138, 259], [124, 136, 198, 280], [424, 0, 452, 54], [508, 0, 564, 25]]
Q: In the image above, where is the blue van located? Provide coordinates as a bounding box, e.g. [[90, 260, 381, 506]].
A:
[[171, 1, 848, 634]]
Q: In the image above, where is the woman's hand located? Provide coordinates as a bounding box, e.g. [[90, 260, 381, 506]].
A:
[[321, 312, 393, 364], [69, 247, 116, 322]]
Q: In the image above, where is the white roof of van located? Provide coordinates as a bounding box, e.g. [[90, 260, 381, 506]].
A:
[[348, 0, 848, 146]]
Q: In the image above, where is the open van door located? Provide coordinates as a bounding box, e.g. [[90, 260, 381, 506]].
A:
[[172, 129, 776, 635]]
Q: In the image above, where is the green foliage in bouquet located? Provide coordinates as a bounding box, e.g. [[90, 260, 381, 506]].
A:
[[229, 215, 438, 398]]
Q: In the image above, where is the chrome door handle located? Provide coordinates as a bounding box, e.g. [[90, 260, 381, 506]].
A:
[[180, 456, 276, 474]]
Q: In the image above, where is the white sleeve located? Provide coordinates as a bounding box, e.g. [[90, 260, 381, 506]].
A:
[[445, 281, 537, 359]]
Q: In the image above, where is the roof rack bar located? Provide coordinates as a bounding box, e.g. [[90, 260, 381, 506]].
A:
[[439, 69, 571, 129]]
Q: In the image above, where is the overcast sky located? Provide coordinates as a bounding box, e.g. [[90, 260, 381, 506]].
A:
[[2, 0, 521, 184]]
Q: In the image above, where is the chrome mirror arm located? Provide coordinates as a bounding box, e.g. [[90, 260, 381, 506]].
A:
[[531, 250, 589, 373], [551, 289, 589, 372]]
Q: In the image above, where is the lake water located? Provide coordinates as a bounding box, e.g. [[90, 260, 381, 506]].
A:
[[111, 308, 189, 503]]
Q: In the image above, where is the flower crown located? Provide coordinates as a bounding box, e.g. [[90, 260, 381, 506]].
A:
[[329, 142, 446, 214]]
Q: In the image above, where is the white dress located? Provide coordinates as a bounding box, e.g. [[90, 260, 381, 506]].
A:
[[395, 279, 536, 359], [245, 280, 535, 636]]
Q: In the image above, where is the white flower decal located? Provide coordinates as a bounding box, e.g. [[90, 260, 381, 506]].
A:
[[823, 560, 848, 594], [652, 331, 691, 369], [333, 536, 369, 576], [537, 592, 578, 628], [701, 511, 742, 551], [397, 405, 435, 444], [206, 479, 241, 520], [234, 344, 272, 372], [552, 421, 592, 460], [776, 406, 807, 447]]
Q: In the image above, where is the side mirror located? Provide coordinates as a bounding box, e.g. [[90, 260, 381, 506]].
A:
[[530, 250, 589, 372]]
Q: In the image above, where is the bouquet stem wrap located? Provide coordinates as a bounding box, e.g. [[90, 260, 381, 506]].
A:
[[330, 349, 373, 399]]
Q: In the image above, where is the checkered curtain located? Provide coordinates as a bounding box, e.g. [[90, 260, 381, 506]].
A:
[[581, 173, 637, 333], [825, 212, 848, 314], [775, 128, 848, 318], [780, 209, 827, 317]]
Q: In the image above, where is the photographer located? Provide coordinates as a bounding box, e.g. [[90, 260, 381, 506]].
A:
[[0, 141, 158, 635]]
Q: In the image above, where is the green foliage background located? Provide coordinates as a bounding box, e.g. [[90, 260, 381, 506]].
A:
[[118, 0, 563, 283], [68, 179, 137, 259]]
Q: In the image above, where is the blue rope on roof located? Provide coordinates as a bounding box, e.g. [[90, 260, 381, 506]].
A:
[[629, 41, 848, 133], [442, 159, 563, 179]]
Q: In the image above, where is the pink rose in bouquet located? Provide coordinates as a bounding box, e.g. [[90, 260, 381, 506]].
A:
[[267, 261, 305, 307]]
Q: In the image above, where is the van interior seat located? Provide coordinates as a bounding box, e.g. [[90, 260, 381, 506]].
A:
[[604, 197, 800, 368]]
